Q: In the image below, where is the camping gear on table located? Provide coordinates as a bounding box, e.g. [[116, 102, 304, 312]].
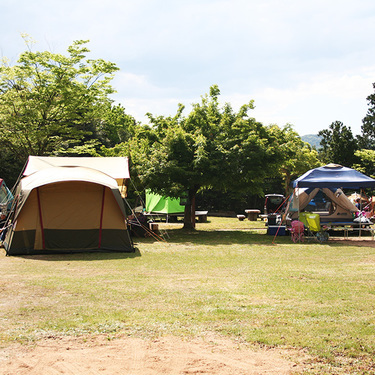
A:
[[299, 212, 329, 242]]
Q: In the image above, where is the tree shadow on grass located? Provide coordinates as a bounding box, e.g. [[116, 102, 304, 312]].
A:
[[16, 247, 142, 261], [134, 229, 293, 246], [136, 228, 375, 247]]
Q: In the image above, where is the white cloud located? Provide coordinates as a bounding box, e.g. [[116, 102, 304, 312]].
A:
[[248, 69, 375, 135], [110, 66, 375, 136], [1, 0, 375, 136], [114, 97, 182, 124]]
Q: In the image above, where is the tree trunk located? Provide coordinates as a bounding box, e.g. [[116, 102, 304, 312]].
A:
[[183, 189, 197, 230], [284, 171, 291, 196]]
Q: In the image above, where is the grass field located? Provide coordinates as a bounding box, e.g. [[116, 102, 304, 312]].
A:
[[0, 217, 374, 374]]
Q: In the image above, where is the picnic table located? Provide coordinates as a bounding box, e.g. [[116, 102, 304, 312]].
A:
[[245, 209, 261, 221], [195, 210, 208, 222]]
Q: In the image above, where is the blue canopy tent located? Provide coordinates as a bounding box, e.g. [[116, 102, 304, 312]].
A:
[[292, 164, 375, 189], [289, 164, 375, 226]]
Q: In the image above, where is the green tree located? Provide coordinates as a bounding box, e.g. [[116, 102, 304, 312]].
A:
[[0, 148, 24, 188], [0, 36, 119, 164], [127, 86, 278, 229], [64, 104, 138, 157], [97, 104, 137, 148], [268, 124, 321, 195], [318, 121, 358, 166], [353, 149, 375, 178], [358, 82, 375, 149]]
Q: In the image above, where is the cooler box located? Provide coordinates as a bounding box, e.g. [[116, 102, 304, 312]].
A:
[[267, 225, 286, 236]]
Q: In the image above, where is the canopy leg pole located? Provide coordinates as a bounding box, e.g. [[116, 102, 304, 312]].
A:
[[297, 184, 300, 221]]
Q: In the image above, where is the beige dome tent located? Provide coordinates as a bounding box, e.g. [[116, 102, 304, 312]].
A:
[[4, 157, 133, 255]]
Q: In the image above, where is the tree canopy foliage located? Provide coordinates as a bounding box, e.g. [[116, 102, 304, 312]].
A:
[[358, 82, 375, 149], [1, 37, 375, 219], [316, 83, 375, 174], [0, 37, 119, 165], [125, 86, 281, 227], [318, 121, 359, 166], [110, 86, 320, 228], [268, 125, 320, 194]]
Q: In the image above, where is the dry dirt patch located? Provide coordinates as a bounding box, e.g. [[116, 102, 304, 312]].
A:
[[0, 334, 303, 375]]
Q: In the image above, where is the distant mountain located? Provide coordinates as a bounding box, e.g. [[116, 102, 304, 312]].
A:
[[301, 134, 322, 150]]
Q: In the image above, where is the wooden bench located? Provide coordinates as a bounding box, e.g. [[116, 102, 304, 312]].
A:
[[146, 211, 209, 223]]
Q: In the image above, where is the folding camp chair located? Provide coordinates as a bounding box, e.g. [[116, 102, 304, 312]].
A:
[[289, 220, 305, 243], [299, 212, 329, 242]]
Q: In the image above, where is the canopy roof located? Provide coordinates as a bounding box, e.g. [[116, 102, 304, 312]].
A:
[[292, 164, 375, 189], [24, 156, 130, 180]]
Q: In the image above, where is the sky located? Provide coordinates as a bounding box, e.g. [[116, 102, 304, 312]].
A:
[[1, 0, 375, 136]]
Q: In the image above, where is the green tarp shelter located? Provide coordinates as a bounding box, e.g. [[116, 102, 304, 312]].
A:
[[145, 190, 184, 214]]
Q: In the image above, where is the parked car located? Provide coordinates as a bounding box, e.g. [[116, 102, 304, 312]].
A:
[[264, 194, 285, 215]]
